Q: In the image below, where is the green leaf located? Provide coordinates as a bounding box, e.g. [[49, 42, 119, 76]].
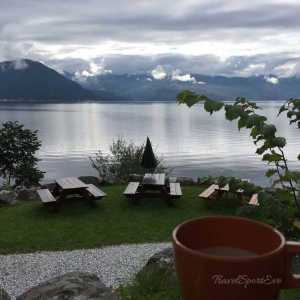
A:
[[176, 90, 206, 107], [258, 124, 277, 137], [204, 99, 224, 115], [238, 117, 248, 130], [272, 137, 286, 148], [225, 105, 245, 121], [250, 127, 258, 138], [277, 105, 288, 116], [266, 169, 277, 177], [257, 192, 269, 203], [262, 153, 282, 162], [247, 114, 265, 127], [256, 145, 267, 155], [286, 207, 297, 217]]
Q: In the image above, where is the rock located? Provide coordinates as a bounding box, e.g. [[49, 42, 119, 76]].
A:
[[41, 183, 56, 191], [137, 247, 176, 279], [101, 177, 122, 186], [128, 174, 144, 182], [145, 247, 175, 272], [264, 187, 276, 195], [0, 287, 12, 300], [16, 272, 121, 300], [17, 187, 41, 201], [78, 176, 100, 185], [0, 190, 17, 205], [175, 176, 195, 186], [14, 185, 26, 192]]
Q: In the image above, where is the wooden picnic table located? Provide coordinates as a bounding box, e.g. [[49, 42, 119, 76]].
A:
[[123, 173, 182, 207], [199, 179, 258, 209], [37, 177, 106, 213]]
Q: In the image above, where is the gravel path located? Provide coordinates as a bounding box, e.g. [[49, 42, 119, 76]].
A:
[[0, 242, 172, 300]]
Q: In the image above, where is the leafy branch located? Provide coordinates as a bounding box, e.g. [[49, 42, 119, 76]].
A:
[[177, 91, 300, 239]]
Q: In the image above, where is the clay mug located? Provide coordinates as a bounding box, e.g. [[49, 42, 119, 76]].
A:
[[172, 216, 300, 300]]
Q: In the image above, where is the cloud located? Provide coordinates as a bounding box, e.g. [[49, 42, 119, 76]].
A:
[[0, 58, 28, 71], [1, 1, 300, 78], [171, 69, 196, 83], [71, 58, 111, 81], [264, 76, 279, 84], [13, 59, 28, 69], [150, 65, 167, 80]]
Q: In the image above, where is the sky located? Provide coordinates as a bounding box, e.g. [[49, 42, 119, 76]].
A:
[[1, 0, 300, 80]]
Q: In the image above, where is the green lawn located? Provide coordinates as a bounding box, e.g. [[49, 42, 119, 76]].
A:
[[0, 184, 238, 254], [0, 183, 299, 299]]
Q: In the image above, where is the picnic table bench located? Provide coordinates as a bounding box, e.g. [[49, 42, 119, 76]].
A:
[[249, 194, 259, 206], [37, 177, 106, 212], [123, 182, 141, 198], [169, 182, 182, 199]]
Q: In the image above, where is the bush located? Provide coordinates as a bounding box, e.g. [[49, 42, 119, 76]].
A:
[[118, 265, 181, 300], [90, 136, 172, 182], [0, 121, 44, 188]]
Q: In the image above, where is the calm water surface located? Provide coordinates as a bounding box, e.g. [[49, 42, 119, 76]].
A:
[[0, 101, 299, 186]]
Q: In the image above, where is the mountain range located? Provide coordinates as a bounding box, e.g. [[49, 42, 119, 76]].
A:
[[65, 73, 300, 101], [0, 59, 131, 101], [0, 59, 300, 101]]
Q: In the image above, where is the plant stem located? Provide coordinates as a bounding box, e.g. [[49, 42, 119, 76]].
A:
[[278, 148, 300, 214]]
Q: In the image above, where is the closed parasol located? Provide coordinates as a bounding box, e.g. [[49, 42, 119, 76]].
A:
[[141, 137, 157, 170]]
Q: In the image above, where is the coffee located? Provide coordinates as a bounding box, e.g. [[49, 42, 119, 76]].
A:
[[198, 246, 257, 258]]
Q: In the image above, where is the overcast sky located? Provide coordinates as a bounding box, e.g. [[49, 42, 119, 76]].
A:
[[1, 0, 300, 78]]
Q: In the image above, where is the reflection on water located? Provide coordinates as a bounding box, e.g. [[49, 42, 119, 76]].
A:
[[0, 101, 299, 186]]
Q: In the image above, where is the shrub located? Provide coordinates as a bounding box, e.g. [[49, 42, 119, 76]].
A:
[[118, 265, 181, 300], [0, 121, 44, 187], [90, 136, 172, 182]]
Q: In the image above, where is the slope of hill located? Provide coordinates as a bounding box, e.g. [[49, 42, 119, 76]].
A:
[[0, 60, 133, 101]]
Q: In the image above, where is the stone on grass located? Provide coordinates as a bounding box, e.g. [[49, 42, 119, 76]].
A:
[[128, 174, 144, 182], [137, 247, 175, 278], [175, 177, 195, 186], [17, 187, 40, 201], [145, 247, 175, 271], [0, 287, 12, 300], [16, 272, 121, 300], [41, 183, 56, 192], [0, 190, 17, 205], [78, 176, 100, 185], [101, 177, 122, 186]]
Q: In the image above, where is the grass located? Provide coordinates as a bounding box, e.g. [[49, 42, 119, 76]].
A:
[[0, 183, 299, 299], [0, 184, 237, 254]]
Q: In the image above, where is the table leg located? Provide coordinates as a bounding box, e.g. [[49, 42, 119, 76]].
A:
[[235, 192, 245, 205], [160, 186, 173, 207], [80, 188, 96, 208], [53, 190, 67, 213], [52, 183, 60, 197], [133, 186, 146, 205], [207, 190, 224, 209]]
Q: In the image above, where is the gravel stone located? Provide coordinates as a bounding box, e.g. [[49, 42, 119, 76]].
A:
[[0, 242, 171, 300]]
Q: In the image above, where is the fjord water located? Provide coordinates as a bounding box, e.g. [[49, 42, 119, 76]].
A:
[[0, 101, 299, 186]]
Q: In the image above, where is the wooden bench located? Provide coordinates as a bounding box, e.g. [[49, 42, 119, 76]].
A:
[[37, 189, 56, 206], [199, 184, 218, 199], [169, 183, 182, 199], [86, 184, 107, 200], [249, 194, 259, 206], [123, 182, 140, 198]]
